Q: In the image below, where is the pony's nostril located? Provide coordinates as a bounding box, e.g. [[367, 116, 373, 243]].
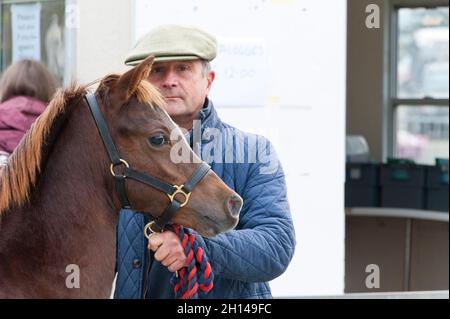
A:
[[226, 195, 243, 217]]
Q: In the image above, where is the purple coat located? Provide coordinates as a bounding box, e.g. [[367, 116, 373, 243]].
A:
[[0, 96, 46, 153]]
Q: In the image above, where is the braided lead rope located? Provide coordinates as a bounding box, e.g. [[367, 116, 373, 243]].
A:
[[169, 224, 214, 299]]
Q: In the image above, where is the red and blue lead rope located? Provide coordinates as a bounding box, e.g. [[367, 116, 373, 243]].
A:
[[168, 224, 214, 299]]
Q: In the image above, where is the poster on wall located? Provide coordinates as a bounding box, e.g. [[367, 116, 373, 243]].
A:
[[11, 3, 42, 63], [210, 37, 267, 107]]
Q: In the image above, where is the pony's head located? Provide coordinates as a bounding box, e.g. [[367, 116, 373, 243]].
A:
[[95, 56, 242, 236]]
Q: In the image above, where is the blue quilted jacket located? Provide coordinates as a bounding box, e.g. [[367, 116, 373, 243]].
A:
[[114, 99, 296, 299]]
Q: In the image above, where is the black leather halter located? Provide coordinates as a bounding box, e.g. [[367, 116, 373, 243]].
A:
[[85, 93, 211, 233]]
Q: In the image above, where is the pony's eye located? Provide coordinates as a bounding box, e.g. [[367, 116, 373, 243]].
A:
[[149, 135, 166, 146]]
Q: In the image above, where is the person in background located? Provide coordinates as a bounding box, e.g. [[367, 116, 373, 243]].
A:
[[0, 59, 56, 166]]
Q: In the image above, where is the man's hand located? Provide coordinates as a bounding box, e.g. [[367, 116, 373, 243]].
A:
[[147, 231, 186, 273]]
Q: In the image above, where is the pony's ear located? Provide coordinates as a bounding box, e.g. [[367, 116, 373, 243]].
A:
[[116, 55, 155, 102]]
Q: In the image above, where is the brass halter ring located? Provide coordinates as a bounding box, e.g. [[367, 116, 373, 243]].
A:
[[143, 221, 178, 278], [144, 221, 162, 240], [110, 159, 130, 177], [167, 185, 191, 207]]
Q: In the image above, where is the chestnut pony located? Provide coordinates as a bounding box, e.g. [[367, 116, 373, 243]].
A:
[[0, 56, 241, 298]]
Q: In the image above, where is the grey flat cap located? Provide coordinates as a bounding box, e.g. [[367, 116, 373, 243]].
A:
[[125, 24, 217, 66]]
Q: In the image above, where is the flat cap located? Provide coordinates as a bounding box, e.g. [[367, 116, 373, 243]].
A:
[[125, 24, 217, 66]]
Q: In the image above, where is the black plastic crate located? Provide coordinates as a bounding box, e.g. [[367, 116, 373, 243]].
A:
[[425, 161, 449, 212], [380, 163, 426, 209], [345, 163, 380, 207], [345, 184, 380, 207]]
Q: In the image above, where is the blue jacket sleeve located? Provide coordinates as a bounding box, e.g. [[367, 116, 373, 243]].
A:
[[196, 144, 296, 283]]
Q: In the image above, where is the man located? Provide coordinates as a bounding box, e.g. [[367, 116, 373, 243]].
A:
[[114, 24, 295, 299]]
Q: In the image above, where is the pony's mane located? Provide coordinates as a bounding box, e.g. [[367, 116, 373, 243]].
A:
[[0, 74, 164, 215]]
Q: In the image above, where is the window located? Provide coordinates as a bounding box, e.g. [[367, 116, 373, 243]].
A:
[[0, 0, 68, 85], [391, 4, 449, 164]]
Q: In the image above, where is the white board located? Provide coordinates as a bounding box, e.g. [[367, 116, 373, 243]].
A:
[[211, 37, 267, 107], [134, 0, 347, 297]]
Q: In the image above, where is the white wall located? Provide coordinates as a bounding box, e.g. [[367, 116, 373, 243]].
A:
[[75, 0, 133, 84], [134, 0, 347, 296]]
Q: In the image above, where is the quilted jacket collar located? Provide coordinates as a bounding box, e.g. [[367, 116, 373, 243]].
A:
[[198, 97, 219, 128], [185, 98, 222, 147]]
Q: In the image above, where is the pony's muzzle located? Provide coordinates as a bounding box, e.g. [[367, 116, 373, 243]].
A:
[[226, 194, 243, 218]]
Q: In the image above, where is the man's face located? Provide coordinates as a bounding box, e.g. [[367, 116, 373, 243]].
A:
[[147, 59, 214, 120]]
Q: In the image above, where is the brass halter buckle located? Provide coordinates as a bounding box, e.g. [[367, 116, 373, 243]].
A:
[[110, 159, 129, 178], [167, 185, 191, 207]]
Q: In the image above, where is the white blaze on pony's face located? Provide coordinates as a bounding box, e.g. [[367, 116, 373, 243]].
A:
[[105, 55, 241, 237]]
